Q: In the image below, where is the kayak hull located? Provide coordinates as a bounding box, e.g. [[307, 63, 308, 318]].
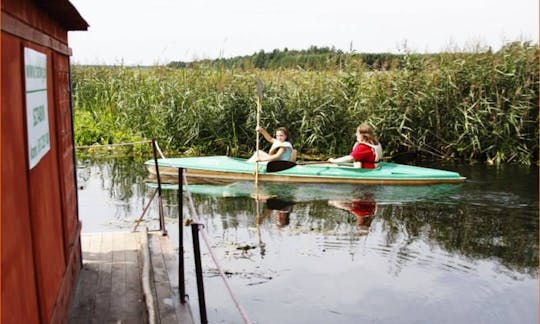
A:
[[145, 156, 466, 185]]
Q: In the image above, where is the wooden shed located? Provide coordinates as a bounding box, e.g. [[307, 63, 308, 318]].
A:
[[1, 0, 88, 322]]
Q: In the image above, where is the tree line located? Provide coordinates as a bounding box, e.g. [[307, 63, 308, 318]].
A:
[[167, 46, 404, 71]]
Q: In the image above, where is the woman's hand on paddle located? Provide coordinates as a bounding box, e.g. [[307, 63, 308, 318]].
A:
[[256, 126, 273, 143]]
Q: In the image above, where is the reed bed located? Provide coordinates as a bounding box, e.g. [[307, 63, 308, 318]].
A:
[[72, 41, 538, 165]]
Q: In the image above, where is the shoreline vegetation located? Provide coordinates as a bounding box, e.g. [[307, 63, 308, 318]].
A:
[[72, 42, 538, 165]]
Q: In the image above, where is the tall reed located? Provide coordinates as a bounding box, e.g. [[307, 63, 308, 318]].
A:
[[72, 41, 538, 165]]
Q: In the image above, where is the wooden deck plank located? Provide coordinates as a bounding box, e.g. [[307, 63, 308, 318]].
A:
[[69, 233, 104, 323], [149, 234, 179, 323], [69, 232, 147, 324], [124, 232, 146, 323], [151, 233, 195, 324], [158, 235, 194, 324], [70, 231, 193, 324], [92, 232, 113, 323], [68, 259, 99, 322], [110, 232, 127, 320]]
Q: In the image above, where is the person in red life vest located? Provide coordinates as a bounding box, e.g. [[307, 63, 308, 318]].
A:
[[328, 123, 383, 168], [328, 193, 377, 230], [350, 199, 376, 227]]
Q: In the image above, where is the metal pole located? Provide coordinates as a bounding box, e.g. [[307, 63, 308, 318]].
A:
[[191, 223, 208, 324], [152, 139, 167, 235], [132, 188, 158, 232], [178, 168, 186, 303]]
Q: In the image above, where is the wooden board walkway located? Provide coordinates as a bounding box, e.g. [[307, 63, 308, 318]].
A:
[[68, 231, 194, 324], [147, 232, 194, 324]]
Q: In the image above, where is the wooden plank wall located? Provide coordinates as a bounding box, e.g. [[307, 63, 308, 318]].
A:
[[1, 0, 82, 322], [1, 31, 42, 324]]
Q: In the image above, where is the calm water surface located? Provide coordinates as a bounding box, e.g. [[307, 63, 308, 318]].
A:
[[77, 157, 538, 324]]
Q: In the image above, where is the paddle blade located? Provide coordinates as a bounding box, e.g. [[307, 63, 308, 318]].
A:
[[256, 78, 263, 99], [266, 198, 295, 210], [266, 160, 296, 172]]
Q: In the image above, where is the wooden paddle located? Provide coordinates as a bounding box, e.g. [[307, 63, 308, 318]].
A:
[[254, 79, 263, 186], [267, 152, 397, 172]]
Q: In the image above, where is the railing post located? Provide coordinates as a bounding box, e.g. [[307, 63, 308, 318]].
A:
[[152, 139, 167, 236], [132, 188, 158, 232], [191, 223, 208, 324], [178, 168, 186, 303]]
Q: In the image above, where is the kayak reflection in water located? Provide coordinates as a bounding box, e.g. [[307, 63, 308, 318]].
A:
[[328, 193, 377, 231], [256, 197, 294, 228]]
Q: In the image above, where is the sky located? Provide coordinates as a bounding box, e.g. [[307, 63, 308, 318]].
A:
[[68, 0, 538, 66]]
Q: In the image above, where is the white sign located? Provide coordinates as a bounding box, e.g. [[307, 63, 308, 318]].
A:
[[25, 48, 50, 169]]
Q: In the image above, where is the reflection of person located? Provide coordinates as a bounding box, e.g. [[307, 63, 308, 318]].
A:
[[248, 126, 296, 162], [328, 195, 377, 229], [328, 123, 382, 168], [256, 198, 294, 228], [275, 210, 290, 227]]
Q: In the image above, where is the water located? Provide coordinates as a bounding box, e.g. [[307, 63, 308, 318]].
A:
[[77, 156, 538, 324]]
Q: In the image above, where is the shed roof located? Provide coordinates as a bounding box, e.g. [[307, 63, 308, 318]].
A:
[[35, 0, 89, 30]]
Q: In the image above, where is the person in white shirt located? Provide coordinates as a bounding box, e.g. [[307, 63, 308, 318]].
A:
[[248, 126, 295, 162]]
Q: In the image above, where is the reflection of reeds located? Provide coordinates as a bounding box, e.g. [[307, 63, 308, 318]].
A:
[[83, 156, 151, 206], [73, 42, 538, 165], [377, 202, 538, 276]]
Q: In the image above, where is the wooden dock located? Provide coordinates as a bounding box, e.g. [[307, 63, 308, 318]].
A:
[[69, 230, 194, 323]]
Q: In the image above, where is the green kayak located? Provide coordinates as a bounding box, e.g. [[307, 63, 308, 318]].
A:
[[145, 155, 466, 185]]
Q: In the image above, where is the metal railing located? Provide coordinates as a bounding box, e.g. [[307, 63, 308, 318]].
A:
[[134, 139, 251, 324]]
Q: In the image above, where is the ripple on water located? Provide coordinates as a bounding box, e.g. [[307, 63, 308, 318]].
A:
[[449, 189, 538, 210], [368, 239, 478, 275]]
